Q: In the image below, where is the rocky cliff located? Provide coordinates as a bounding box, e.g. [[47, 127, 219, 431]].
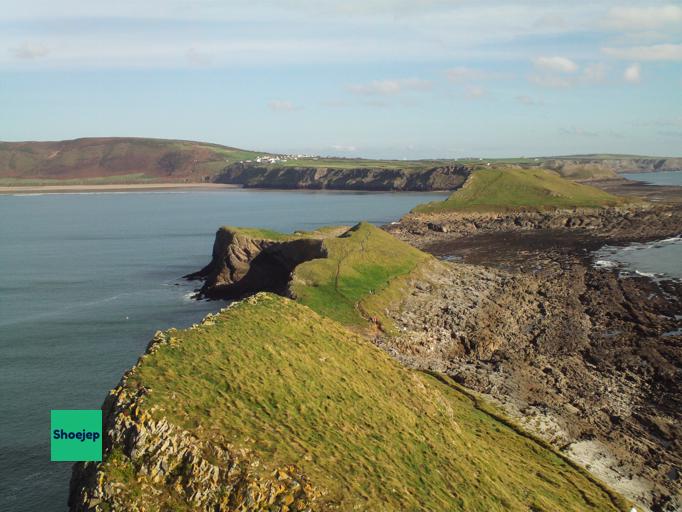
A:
[[185, 227, 330, 299], [215, 163, 470, 191]]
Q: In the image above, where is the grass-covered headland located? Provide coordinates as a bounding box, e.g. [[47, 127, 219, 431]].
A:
[[71, 222, 632, 511], [82, 294, 628, 511], [413, 167, 629, 214]]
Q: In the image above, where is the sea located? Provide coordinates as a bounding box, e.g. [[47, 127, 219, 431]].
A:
[[0, 189, 447, 511], [595, 171, 682, 280]]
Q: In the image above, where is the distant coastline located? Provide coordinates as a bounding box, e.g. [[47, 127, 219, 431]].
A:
[[0, 183, 240, 195]]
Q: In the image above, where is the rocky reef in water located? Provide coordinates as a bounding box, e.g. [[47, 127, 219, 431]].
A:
[[389, 203, 682, 243]]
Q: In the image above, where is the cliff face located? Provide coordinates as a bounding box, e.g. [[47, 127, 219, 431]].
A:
[[215, 163, 470, 191], [185, 227, 328, 299]]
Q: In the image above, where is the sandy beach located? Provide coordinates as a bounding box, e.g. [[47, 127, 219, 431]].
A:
[[0, 183, 241, 194]]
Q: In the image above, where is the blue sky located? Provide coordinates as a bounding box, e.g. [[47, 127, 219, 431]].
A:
[[1, 1, 681, 158]]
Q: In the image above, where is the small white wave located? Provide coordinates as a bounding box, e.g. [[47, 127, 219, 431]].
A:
[[182, 291, 198, 302], [594, 260, 618, 268], [660, 236, 682, 243], [634, 270, 657, 278]]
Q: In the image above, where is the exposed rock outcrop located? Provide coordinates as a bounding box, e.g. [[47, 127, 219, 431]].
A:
[[215, 163, 470, 191], [185, 228, 327, 299], [389, 204, 682, 244], [377, 225, 682, 511]]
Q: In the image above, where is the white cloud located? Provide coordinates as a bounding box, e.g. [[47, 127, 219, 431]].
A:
[[624, 63, 641, 83], [186, 47, 211, 66], [346, 78, 431, 96], [533, 56, 578, 73], [9, 41, 49, 59], [602, 44, 682, 61], [268, 100, 301, 112], [604, 5, 682, 30]]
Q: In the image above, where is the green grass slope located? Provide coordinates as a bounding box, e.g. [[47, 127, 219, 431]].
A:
[[413, 168, 628, 213], [112, 293, 626, 511], [290, 222, 431, 327]]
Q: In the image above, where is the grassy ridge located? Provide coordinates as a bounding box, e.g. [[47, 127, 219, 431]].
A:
[[413, 168, 628, 213], [121, 293, 626, 511], [291, 223, 430, 326]]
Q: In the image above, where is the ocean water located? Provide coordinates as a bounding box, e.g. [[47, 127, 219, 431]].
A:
[[595, 171, 682, 279], [622, 170, 682, 187], [0, 189, 447, 511], [594, 236, 682, 280]]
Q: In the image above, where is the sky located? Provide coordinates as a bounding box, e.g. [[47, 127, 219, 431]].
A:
[[1, 0, 681, 158]]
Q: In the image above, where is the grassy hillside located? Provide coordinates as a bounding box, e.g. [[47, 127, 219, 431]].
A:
[[413, 168, 628, 213], [108, 293, 626, 511], [288, 223, 430, 327], [0, 137, 261, 183]]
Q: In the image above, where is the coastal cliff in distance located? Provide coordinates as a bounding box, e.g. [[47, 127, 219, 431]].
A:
[[541, 155, 682, 179], [214, 162, 470, 191]]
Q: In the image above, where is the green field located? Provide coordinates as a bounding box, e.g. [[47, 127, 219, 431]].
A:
[[413, 167, 628, 213], [109, 293, 627, 511]]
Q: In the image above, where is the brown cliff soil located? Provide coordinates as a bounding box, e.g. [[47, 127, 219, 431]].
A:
[[380, 198, 682, 510]]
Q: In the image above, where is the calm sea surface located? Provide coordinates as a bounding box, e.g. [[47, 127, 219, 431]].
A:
[[598, 171, 682, 279], [0, 189, 447, 511]]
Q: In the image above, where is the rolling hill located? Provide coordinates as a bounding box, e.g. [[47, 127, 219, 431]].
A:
[[0, 137, 260, 184], [413, 168, 629, 213]]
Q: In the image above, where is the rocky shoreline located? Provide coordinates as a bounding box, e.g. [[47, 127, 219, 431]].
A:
[[380, 202, 682, 511]]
